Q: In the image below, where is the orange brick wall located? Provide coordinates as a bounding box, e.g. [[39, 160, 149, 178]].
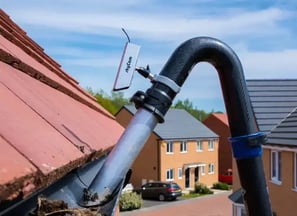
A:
[[262, 149, 297, 216], [116, 108, 219, 190], [232, 148, 297, 216], [159, 139, 218, 188]]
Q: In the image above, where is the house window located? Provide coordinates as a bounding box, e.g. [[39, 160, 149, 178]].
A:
[[180, 141, 187, 153], [208, 163, 214, 174], [197, 140, 203, 151], [201, 165, 205, 176], [271, 150, 281, 183], [166, 169, 174, 180], [208, 140, 214, 151], [178, 168, 183, 179], [294, 153, 297, 189], [166, 141, 173, 154]]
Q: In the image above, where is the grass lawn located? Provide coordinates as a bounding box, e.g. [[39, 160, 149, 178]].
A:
[[179, 193, 205, 200]]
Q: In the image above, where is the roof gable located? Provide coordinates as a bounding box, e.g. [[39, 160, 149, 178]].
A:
[[210, 113, 229, 126], [247, 79, 297, 134], [247, 79, 297, 146], [123, 105, 218, 139]]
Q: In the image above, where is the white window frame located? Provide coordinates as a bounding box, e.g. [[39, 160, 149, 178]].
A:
[[178, 168, 183, 179], [196, 140, 203, 152], [208, 139, 214, 151], [201, 165, 205, 176], [208, 163, 214, 174], [166, 168, 174, 181], [166, 141, 173, 154], [271, 150, 281, 184], [180, 140, 187, 153]]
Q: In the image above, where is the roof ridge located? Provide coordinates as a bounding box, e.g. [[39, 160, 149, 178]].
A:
[[0, 10, 106, 108], [0, 10, 76, 82], [0, 48, 114, 120]]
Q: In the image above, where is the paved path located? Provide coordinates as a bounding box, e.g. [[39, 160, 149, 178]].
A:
[[121, 191, 232, 216]]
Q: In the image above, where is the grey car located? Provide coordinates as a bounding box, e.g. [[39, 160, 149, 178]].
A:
[[135, 181, 182, 201]]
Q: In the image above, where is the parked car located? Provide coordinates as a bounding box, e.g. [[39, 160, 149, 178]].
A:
[[219, 169, 233, 184], [134, 181, 182, 201]]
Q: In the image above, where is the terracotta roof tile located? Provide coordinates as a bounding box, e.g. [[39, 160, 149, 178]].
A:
[[0, 136, 37, 185], [0, 14, 113, 119], [211, 113, 229, 126], [0, 136, 38, 201], [0, 9, 124, 203], [0, 76, 84, 174], [1, 62, 123, 153]]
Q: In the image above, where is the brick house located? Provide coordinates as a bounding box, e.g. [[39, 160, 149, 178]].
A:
[[230, 79, 297, 216], [203, 113, 232, 178], [115, 105, 219, 189]]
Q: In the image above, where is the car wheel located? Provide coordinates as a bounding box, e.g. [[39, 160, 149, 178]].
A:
[[158, 194, 165, 201]]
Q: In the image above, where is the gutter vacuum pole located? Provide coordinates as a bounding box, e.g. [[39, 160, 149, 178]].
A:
[[88, 37, 273, 216]]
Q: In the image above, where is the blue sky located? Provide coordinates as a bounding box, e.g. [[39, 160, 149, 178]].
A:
[[2, 0, 297, 112]]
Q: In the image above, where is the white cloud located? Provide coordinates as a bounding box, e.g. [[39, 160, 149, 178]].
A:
[[4, 5, 292, 43], [1, 1, 297, 112], [239, 49, 297, 78]]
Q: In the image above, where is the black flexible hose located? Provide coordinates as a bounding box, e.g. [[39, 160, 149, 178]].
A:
[[143, 36, 273, 216]]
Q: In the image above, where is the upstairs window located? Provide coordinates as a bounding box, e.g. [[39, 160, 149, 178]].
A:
[[271, 150, 281, 184], [166, 141, 173, 154], [208, 140, 214, 151], [180, 141, 187, 153], [197, 140, 203, 151]]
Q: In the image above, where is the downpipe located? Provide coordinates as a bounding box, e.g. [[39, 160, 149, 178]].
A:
[[86, 37, 273, 216]]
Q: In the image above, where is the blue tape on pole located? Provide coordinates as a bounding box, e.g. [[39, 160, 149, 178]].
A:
[[229, 132, 264, 160]]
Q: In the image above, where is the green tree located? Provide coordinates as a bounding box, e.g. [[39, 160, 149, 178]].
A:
[[111, 91, 130, 112], [87, 87, 131, 115], [173, 99, 210, 121], [87, 88, 220, 120]]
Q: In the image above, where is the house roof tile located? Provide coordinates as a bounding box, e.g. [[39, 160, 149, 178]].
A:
[[123, 105, 218, 139], [247, 79, 297, 146], [0, 10, 124, 202], [209, 113, 229, 126], [246, 79, 297, 134], [266, 108, 297, 146]]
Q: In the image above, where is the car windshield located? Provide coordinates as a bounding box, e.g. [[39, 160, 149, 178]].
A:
[[171, 183, 181, 189]]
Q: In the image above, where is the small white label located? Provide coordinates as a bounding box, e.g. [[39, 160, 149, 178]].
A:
[[113, 42, 140, 91]]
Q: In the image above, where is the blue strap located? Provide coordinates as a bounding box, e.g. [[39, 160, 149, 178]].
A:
[[229, 132, 264, 160]]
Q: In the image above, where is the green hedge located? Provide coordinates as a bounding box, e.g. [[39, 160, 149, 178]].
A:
[[212, 182, 231, 190], [119, 192, 143, 211], [194, 183, 214, 194]]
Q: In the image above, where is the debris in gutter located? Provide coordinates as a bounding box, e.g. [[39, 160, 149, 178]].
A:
[[32, 196, 102, 216]]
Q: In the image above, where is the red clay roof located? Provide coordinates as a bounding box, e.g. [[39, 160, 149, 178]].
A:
[[210, 113, 229, 126], [0, 9, 124, 202]]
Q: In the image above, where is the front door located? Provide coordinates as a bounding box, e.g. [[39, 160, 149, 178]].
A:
[[185, 168, 190, 188], [195, 167, 199, 182]]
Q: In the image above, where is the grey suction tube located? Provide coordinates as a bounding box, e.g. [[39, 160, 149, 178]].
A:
[[88, 37, 272, 216]]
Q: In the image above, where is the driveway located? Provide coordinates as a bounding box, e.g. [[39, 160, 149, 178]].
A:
[[120, 191, 232, 216]]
